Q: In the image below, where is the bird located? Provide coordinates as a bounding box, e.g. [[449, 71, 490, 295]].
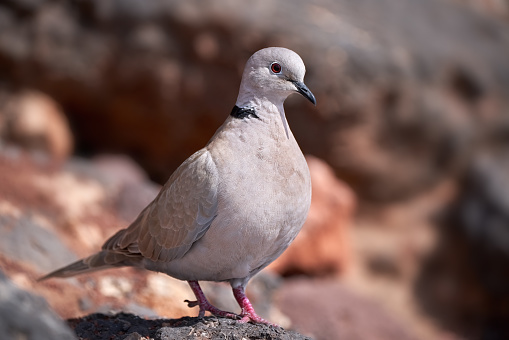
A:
[[39, 47, 316, 325]]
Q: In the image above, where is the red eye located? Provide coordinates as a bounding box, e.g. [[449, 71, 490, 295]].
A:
[[270, 62, 282, 74]]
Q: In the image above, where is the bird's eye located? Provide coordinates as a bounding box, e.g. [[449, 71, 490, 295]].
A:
[[270, 62, 282, 74]]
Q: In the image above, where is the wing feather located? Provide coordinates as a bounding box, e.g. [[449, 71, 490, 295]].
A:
[[102, 148, 218, 262]]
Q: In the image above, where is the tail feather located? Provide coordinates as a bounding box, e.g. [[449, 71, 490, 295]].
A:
[[37, 251, 119, 281]]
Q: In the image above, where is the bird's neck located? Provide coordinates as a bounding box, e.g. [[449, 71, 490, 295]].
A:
[[233, 95, 290, 139], [230, 106, 260, 120]]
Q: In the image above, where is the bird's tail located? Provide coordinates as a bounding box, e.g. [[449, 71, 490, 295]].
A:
[[37, 251, 118, 281]]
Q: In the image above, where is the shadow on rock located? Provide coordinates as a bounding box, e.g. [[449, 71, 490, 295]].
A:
[[68, 313, 310, 340]]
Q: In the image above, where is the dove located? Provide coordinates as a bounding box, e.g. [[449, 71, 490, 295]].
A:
[[40, 47, 316, 325]]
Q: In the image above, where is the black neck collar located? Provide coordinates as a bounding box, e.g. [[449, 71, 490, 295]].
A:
[[230, 105, 260, 120]]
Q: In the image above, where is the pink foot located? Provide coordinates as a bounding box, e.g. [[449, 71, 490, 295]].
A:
[[233, 286, 277, 326], [187, 281, 239, 319]]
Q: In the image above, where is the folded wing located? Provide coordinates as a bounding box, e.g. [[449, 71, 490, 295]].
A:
[[103, 148, 219, 262]]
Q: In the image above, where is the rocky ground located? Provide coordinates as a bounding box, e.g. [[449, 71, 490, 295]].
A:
[[1, 0, 509, 339], [69, 313, 311, 340], [0, 149, 416, 340]]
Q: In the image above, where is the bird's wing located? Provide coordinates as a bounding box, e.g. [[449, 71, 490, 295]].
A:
[[102, 148, 219, 262]]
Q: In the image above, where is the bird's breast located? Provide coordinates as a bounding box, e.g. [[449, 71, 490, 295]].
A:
[[204, 122, 311, 273], [155, 117, 312, 282]]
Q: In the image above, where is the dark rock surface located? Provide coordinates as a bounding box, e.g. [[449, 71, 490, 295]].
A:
[[0, 270, 76, 340], [68, 313, 311, 340]]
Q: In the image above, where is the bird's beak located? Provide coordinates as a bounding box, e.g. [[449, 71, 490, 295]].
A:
[[293, 81, 316, 106]]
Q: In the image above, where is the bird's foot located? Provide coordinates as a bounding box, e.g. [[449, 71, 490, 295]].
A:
[[233, 286, 278, 327], [184, 299, 199, 308], [238, 310, 275, 326], [187, 281, 239, 320], [184, 299, 239, 319]]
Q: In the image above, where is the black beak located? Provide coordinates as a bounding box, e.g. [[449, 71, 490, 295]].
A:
[[293, 81, 316, 106]]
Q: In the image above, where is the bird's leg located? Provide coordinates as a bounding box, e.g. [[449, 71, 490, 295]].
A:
[[232, 285, 276, 326], [186, 281, 239, 319]]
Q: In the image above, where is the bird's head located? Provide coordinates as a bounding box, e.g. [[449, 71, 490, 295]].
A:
[[235, 47, 316, 138], [236, 47, 316, 107]]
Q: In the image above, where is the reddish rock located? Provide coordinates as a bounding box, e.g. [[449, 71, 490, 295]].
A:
[[269, 156, 355, 277], [0, 91, 73, 162], [0, 150, 284, 324], [91, 155, 161, 223], [276, 278, 420, 340], [1, 0, 508, 202]]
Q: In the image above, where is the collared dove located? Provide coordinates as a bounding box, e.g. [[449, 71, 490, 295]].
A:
[[40, 47, 316, 325]]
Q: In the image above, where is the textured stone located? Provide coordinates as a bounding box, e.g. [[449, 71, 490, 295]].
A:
[[0, 205, 77, 272], [0, 91, 73, 161], [68, 313, 311, 340], [0, 270, 76, 340]]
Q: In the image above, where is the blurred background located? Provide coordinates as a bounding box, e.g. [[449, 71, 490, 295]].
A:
[[0, 0, 509, 339]]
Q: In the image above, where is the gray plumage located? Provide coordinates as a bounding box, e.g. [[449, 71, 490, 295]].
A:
[[40, 47, 315, 324]]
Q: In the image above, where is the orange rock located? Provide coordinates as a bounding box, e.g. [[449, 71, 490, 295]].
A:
[[268, 156, 356, 277], [3, 91, 73, 162]]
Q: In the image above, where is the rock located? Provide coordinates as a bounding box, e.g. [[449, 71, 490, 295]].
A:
[[34, 163, 109, 222], [1, 0, 508, 201], [91, 154, 150, 188], [116, 180, 160, 222], [0, 90, 73, 162], [451, 0, 509, 21], [98, 276, 134, 299], [68, 313, 311, 340], [92, 155, 161, 222], [276, 277, 419, 340], [0, 207, 77, 272], [123, 332, 143, 340], [0, 150, 283, 327], [269, 156, 355, 277], [2, 3, 509, 334], [416, 150, 509, 339], [138, 272, 199, 318], [123, 303, 159, 319], [0, 270, 76, 340], [66, 154, 161, 223]]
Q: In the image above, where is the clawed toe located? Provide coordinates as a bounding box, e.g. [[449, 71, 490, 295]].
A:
[[205, 305, 240, 320], [184, 299, 199, 308], [185, 298, 237, 319], [238, 312, 277, 326], [187, 281, 239, 320], [187, 281, 278, 326], [233, 285, 278, 326]]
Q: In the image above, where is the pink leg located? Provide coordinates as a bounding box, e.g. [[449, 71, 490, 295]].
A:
[[186, 281, 239, 319], [232, 286, 276, 326]]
